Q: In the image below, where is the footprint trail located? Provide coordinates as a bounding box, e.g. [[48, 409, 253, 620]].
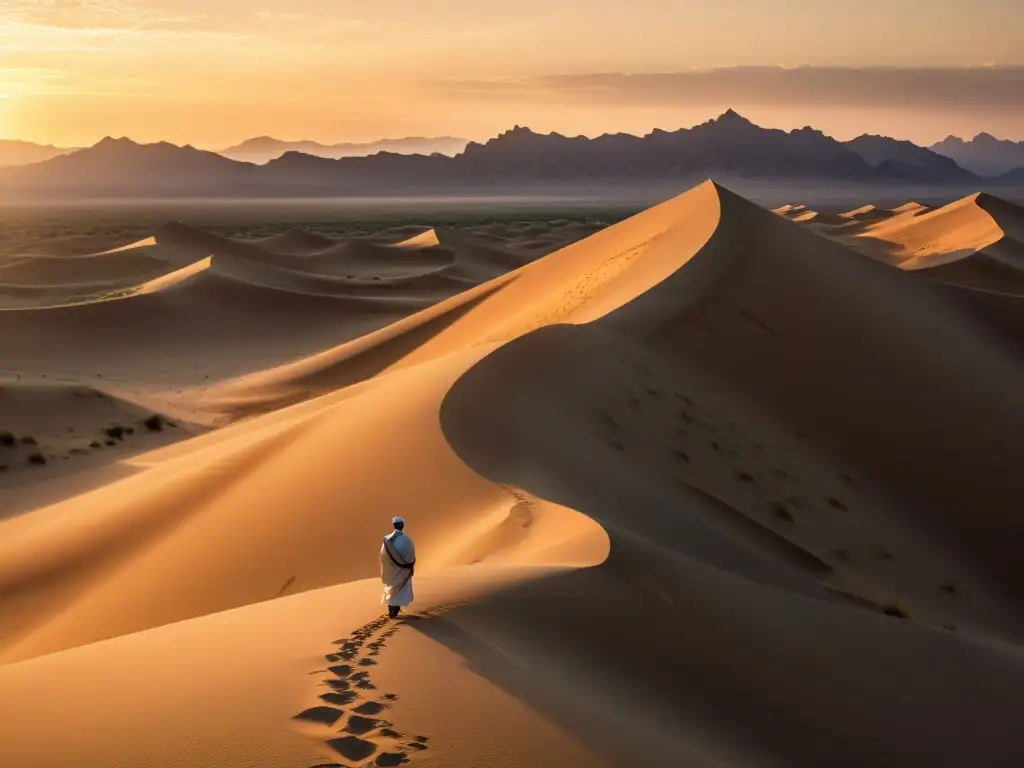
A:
[[298, 614, 434, 767]]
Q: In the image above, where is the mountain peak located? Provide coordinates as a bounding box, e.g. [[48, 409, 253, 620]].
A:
[[713, 109, 754, 126], [95, 136, 139, 148], [501, 125, 538, 137]]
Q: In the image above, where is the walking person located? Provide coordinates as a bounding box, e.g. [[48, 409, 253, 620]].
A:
[[381, 516, 415, 619]]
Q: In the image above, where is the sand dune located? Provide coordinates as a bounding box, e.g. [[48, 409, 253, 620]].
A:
[[839, 203, 896, 221], [2, 181, 1024, 767], [0, 220, 548, 389], [256, 228, 339, 255], [790, 210, 847, 225], [808, 193, 1024, 296]]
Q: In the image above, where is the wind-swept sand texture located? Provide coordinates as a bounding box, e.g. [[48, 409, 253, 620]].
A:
[[2, 181, 1024, 767]]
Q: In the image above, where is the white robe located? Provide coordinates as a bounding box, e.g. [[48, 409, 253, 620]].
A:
[[380, 531, 416, 607]]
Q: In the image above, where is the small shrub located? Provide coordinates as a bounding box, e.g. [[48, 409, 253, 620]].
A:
[[941, 623, 957, 633], [105, 439, 116, 447], [0, 431, 14, 447], [0, 465, 8, 473], [20, 436, 37, 446], [840, 473, 854, 484], [104, 426, 126, 440], [609, 439, 625, 452], [144, 414, 166, 432], [89, 440, 102, 448], [774, 468, 789, 479], [771, 502, 794, 522], [826, 497, 848, 511], [881, 603, 909, 619], [27, 452, 47, 466], [673, 449, 690, 464], [940, 580, 957, 595], [711, 441, 722, 451], [835, 548, 849, 562], [879, 548, 894, 561], [736, 471, 756, 483]]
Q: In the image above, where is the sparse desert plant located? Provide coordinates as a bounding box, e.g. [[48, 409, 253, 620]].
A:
[[771, 502, 794, 522], [27, 452, 47, 466], [736, 471, 756, 483], [673, 449, 690, 464], [89, 440, 102, 448], [609, 439, 625, 452], [941, 623, 957, 633], [0, 431, 14, 447], [0, 465, 8, 472], [826, 497, 848, 511], [105, 439, 116, 447], [840, 473, 854, 484], [834, 548, 849, 562], [881, 603, 909, 619], [774, 468, 790, 479], [20, 435, 37, 446], [143, 414, 165, 432], [940, 580, 957, 595], [104, 426, 126, 440]]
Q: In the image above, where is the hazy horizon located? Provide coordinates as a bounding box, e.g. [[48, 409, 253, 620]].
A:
[[2, 0, 1023, 148]]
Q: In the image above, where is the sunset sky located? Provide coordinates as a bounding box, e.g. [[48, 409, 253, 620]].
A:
[[2, 0, 1023, 148]]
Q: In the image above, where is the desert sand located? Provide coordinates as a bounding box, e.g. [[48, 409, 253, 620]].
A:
[[2, 181, 1024, 767], [778, 191, 1024, 344]]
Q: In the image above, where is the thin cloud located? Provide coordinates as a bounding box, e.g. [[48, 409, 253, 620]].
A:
[[434, 66, 1024, 113]]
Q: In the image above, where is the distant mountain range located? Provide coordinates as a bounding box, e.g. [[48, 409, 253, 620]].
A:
[[2, 111, 1023, 198], [0, 140, 78, 167], [930, 134, 1024, 177], [219, 136, 469, 164], [843, 134, 978, 184]]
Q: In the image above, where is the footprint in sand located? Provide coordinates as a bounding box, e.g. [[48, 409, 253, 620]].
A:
[[294, 706, 345, 726]]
